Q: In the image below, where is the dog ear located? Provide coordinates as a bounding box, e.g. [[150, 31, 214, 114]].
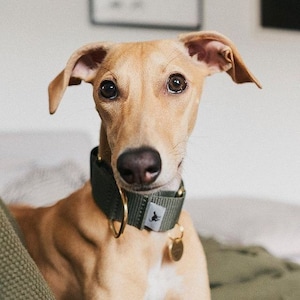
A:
[[48, 42, 112, 114], [179, 31, 262, 88]]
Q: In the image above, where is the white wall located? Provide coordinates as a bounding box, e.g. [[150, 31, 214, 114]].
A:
[[1, 0, 300, 204]]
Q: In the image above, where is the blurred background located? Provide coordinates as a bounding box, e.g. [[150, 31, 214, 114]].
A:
[[1, 0, 299, 205]]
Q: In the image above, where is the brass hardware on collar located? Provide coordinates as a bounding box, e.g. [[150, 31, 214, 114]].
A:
[[168, 223, 184, 240], [97, 149, 127, 238], [97, 148, 102, 161], [168, 223, 184, 262], [176, 185, 185, 197], [109, 187, 128, 238]]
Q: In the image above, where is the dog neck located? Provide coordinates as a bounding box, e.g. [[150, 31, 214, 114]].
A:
[[90, 147, 186, 234]]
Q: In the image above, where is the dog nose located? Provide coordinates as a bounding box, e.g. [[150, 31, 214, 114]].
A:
[[117, 147, 161, 185]]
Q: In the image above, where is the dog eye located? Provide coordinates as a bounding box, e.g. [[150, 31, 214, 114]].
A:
[[99, 80, 118, 100], [167, 74, 187, 94]]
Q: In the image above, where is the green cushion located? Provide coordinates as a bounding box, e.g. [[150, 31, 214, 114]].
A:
[[0, 199, 55, 299]]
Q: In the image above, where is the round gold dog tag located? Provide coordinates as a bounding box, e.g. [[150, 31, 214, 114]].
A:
[[169, 238, 184, 262]]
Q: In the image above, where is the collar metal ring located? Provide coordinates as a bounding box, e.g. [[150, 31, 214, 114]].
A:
[[109, 187, 128, 238]]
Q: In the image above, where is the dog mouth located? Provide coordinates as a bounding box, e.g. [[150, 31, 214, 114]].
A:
[[117, 181, 162, 194]]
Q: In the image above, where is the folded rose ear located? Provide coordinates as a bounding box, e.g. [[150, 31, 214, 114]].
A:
[[179, 31, 262, 88], [48, 42, 112, 114]]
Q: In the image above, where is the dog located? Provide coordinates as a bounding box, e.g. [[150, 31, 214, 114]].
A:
[[10, 31, 261, 299]]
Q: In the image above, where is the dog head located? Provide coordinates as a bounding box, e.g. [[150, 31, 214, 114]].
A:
[[49, 31, 261, 193]]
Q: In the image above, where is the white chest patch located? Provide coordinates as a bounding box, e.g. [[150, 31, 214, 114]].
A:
[[144, 262, 183, 299]]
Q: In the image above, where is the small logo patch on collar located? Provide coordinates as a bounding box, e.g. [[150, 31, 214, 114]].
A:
[[145, 202, 166, 231]]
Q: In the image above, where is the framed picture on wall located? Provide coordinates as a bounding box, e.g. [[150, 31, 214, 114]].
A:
[[89, 0, 202, 30], [261, 0, 300, 31]]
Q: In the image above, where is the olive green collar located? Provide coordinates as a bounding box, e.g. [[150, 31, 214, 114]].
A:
[[90, 147, 186, 234]]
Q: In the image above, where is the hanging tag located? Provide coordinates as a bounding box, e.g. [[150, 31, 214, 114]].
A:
[[168, 223, 184, 262], [168, 238, 184, 262]]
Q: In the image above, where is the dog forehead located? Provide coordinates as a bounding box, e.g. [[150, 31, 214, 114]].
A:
[[104, 40, 188, 70], [115, 39, 183, 55], [100, 40, 189, 77]]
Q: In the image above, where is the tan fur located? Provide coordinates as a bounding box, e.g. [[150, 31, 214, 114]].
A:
[[10, 31, 260, 299]]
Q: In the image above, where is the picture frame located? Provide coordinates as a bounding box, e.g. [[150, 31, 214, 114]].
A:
[[261, 0, 300, 31], [89, 0, 202, 30]]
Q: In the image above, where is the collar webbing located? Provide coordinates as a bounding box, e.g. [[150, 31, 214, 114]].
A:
[[90, 147, 186, 232]]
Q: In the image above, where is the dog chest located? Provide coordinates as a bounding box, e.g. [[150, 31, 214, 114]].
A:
[[144, 262, 183, 299]]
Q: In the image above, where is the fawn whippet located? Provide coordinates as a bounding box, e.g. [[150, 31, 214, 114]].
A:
[[10, 31, 261, 299]]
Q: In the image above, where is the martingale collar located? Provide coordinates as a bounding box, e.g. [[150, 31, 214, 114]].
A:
[[90, 147, 186, 233]]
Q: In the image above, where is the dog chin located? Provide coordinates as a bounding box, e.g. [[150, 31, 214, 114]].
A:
[[120, 178, 181, 195], [122, 184, 162, 194]]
